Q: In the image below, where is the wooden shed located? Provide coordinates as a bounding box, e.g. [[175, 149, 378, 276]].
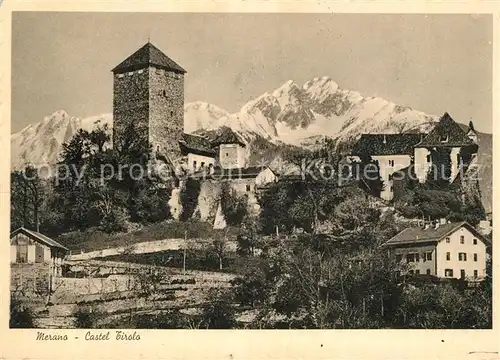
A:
[[10, 227, 68, 275]]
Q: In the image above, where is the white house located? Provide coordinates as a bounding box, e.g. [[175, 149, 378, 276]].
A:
[[382, 221, 490, 280], [10, 227, 69, 276], [179, 133, 216, 173]]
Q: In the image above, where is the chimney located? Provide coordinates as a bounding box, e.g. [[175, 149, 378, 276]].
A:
[[383, 134, 387, 144], [434, 221, 440, 230], [424, 223, 430, 230], [439, 218, 447, 225]]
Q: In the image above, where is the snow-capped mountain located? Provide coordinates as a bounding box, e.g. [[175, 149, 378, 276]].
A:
[[186, 76, 438, 146], [10, 76, 492, 212], [10, 110, 112, 170]]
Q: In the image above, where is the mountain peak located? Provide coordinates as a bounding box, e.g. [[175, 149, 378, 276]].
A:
[[272, 80, 299, 98], [54, 109, 69, 117]]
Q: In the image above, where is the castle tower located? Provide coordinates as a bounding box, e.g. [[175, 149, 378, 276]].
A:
[[112, 42, 186, 161]]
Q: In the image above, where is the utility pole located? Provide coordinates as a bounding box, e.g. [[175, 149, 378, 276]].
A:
[[183, 230, 187, 275]]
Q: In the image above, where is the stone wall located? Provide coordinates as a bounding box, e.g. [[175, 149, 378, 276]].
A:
[[149, 67, 184, 161], [113, 69, 150, 148], [11, 263, 52, 298]]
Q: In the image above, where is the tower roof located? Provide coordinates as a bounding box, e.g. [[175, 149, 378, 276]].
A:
[[112, 42, 186, 74], [415, 112, 473, 147]]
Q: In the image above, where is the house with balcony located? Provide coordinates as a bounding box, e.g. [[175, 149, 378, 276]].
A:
[[382, 220, 490, 280]]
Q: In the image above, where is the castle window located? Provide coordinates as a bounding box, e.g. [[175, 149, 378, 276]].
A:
[[193, 161, 197, 170], [440, 135, 449, 143], [162, 90, 167, 97], [445, 269, 453, 277], [474, 270, 478, 278], [246, 184, 251, 192], [426, 154, 431, 163], [473, 253, 478, 262], [201, 162, 205, 168], [388, 159, 394, 167], [170, 111, 174, 117], [460, 235, 464, 244], [458, 252, 467, 261], [426, 269, 431, 275], [473, 238, 477, 245]]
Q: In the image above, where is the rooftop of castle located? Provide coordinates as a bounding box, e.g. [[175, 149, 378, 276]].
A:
[[112, 41, 186, 74]]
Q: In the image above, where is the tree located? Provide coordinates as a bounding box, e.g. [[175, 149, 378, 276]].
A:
[[179, 178, 200, 221], [231, 270, 268, 307], [10, 166, 46, 232], [211, 235, 228, 271], [351, 155, 384, 198], [426, 147, 452, 189], [199, 289, 236, 329], [220, 182, 248, 226], [87, 122, 111, 154], [236, 219, 261, 256]]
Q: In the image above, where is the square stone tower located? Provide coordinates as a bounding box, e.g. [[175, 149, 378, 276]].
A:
[[112, 42, 186, 162]]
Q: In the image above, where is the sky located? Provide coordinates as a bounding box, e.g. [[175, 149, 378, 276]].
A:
[[11, 13, 492, 133]]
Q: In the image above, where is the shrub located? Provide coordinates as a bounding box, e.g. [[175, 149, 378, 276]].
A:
[[231, 270, 268, 307], [73, 304, 102, 328], [10, 297, 34, 328], [179, 178, 201, 221], [199, 289, 236, 329]]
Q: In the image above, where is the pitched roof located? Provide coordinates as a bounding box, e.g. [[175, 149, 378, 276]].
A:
[[382, 221, 490, 247], [211, 127, 246, 147], [179, 133, 216, 156], [351, 134, 423, 156], [10, 227, 69, 251], [112, 42, 186, 74], [416, 112, 473, 147]]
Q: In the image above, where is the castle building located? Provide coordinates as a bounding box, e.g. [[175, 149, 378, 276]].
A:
[[212, 127, 247, 169], [350, 133, 423, 201], [112, 42, 186, 162], [413, 113, 478, 184], [350, 113, 478, 201], [112, 43, 277, 228], [179, 133, 217, 172]]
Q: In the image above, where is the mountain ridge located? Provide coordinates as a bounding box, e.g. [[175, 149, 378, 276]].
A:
[[11, 76, 492, 212]]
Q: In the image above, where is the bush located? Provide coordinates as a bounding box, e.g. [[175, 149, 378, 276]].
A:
[[179, 178, 201, 221], [220, 182, 248, 226], [231, 270, 268, 307], [73, 304, 102, 328], [10, 297, 34, 328], [133, 310, 187, 329], [199, 289, 236, 329]]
